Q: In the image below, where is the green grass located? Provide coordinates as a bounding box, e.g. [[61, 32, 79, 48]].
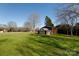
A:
[[0, 32, 79, 56]]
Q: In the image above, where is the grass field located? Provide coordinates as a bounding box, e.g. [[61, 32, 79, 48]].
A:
[[0, 32, 79, 56]]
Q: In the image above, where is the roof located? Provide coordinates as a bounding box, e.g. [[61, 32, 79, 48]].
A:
[[42, 26, 52, 30], [43, 28, 48, 31]]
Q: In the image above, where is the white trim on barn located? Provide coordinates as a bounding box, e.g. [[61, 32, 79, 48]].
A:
[[43, 28, 48, 31]]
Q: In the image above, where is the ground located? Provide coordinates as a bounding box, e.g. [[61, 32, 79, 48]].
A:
[[0, 32, 79, 56]]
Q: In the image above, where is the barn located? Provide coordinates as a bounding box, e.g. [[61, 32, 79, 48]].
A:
[[38, 26, 57, 35]]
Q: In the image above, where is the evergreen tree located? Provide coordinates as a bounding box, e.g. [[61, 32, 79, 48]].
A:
[[45, 16, 54, 27]]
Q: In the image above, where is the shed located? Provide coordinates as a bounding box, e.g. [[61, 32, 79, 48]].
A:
[[38, 26, 57, 35]]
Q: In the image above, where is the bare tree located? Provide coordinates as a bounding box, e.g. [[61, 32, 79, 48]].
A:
[[57, 9, 70, 35], [7, 21, 17, 32], [25, 13, 40, 32], [23, 21, 32, 31], [57, 4, 79, 36], [68, 4, 79, 36]]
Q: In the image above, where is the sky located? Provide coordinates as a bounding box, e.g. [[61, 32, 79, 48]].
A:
[[0, 3, 63, 27]]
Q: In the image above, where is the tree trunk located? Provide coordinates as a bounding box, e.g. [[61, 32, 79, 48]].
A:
[[70, 26, 73, 36], [67, 30, 68, 35], [76, 29, 77, 36], [76, 18, 77, 36]]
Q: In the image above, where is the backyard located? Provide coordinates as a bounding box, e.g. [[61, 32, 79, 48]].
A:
[[0, 32, 79, 56]]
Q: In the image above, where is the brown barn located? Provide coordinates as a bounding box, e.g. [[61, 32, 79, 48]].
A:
[[51, 27, 57, 34]]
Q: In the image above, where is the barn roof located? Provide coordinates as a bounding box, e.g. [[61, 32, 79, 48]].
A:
[[42, 26, 52, 30]]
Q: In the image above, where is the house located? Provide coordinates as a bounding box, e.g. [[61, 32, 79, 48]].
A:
[[38, 26, 57, 35], [0, 28, 7, 33]]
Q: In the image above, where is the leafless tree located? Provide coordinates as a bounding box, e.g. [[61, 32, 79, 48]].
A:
[[57, 4, 79, 36], [57, 9, 70, 35], [25, 13, 40, 32], [7, 21, 17, 32], [23, 21, 32, 31]]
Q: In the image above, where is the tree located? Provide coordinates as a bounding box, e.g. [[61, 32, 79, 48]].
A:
[[45, 16, 54, 27], [75, 23, 79, 35], [25, 13, 40, 32], [57, 4, 79, 36], [23, 21, 32, 31], [57, 9, 70, 35], [0, 24, 8, 30], [56, 24, 70, 34], [7, 21, 17, 32]]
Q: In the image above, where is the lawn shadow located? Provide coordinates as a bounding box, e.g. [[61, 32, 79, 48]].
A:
[[16, 47, 26, 56], [16, 44, 40, 56], [0, 39, 8, 45]]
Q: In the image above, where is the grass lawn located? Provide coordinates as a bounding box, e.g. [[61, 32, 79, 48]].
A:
[[0, 32, 79, 56]]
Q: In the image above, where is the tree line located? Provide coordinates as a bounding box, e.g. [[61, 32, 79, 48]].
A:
[[0, 13, 40, 32]]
